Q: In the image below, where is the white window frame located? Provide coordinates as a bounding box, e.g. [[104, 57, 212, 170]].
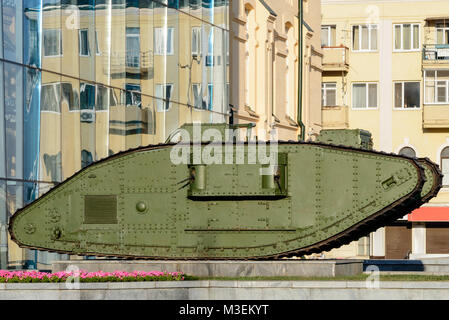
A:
[[192, 83, 204, 110], [154, 27, 174, 56], [424, 70, 449, 104], [393, 23, 420, 52], [321, 25, 335, 47], [436, 23, 449, 45], [191, 27, 202, 56], [322, 82, 337, 107], [352, 24, 378, 52], [43, 29, 63, 57], [79, 29, 90, 57], [393, 81, 421, 109], [156, 83, 174, 112], [41, 83, 62, 114], [352, 82, 378, 109]]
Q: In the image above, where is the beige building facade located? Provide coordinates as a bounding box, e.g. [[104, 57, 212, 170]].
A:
[[321, 0, 449, 259], [230, 0, 322, 141]]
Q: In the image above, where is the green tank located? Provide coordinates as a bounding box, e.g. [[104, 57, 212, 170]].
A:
[[9, 124, 442, 259]]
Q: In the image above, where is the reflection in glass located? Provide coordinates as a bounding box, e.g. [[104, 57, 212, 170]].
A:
[[4, 63, 23, 180], [0, 0, 230, 269], [3, 0, 23, 63], [23, 67, 41, 194]]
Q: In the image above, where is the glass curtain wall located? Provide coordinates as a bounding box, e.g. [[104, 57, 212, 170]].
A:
[[0, 0, 229, 269]]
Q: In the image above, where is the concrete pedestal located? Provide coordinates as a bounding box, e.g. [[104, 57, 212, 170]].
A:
[[52, 260, 364, 278]]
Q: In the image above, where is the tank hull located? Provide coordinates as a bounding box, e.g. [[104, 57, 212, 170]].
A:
[[9, 142, 440, 259]]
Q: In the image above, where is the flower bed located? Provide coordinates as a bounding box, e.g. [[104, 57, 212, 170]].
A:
[[0, 270, 185, 283]]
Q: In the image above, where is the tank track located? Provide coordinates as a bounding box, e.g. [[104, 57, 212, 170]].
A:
[[9, 140, 443, 260]]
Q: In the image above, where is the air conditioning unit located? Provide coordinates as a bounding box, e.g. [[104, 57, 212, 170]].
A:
[[81, 110, 96, 123]]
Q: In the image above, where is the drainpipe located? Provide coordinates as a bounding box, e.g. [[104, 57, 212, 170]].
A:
[[297, 0, 305, 141]]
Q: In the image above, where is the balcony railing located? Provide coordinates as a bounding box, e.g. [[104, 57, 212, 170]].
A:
[[322, 46, 349, 72], [322, 105, 349, 129], [423, 104, 449, 129], [103, 50, 154, 75], [423, 44, 449, 65]]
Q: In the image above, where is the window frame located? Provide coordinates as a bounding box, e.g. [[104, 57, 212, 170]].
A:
[[398, 146, 417, 158], [40, 83, 62, 114], [192, 83, 205, 110], [441, 146, 449, 187], [436, 23, 449, 45], [126, 27, 141, 68], [352, 82, 378, 110], [154, 27, 174, 56], [191, 27, 202, 57], [321, 25, 336, 47], [393, 23, 421, 52], [43, 29, 63, 57], [352, 24, 378, 52], [79, 29, 91, 57], [424, 70, 449, 105], [393, 81, 421, 110], [322, 82, 337, 107], [155, 83, 174, 112]]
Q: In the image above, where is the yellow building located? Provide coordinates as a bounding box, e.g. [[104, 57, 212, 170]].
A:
[[230, 0, 322, 141], [321, 0, 449, 259]]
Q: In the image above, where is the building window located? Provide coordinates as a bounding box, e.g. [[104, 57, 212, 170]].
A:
[[399, 147, 416, 158], [156, 84, 173, 112], [97, 85, 116, 111], [124, 84, 141, 108], [41, 84, 61, 112], [437, 23, 449, 45], [126, 27, 140, 67], [192, 27, 201, 56], [352, 83, 377, 109], [95, 31, 101, 55], [43, 29, 62, 57], [394, 24, 420, 51], [80, 83, 96, 110], [321, 25, 336, 47], [61, 82, 79, 111], [192, 83, 205, 109], [352, 25, 378, 51], [79, 29, 90, 56], [394, 82, 420, 109], [322, 82, 337, 107], [441, 147, 449, 186], [81, 150, 94, 169], [206, 29, 215, 66], [207, 84, 213, 111], [425, 70, 449, 104], [154, 27, 174, 55]]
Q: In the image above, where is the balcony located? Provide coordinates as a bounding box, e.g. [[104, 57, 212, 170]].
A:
[[322, 106, 349, 129], [422, 44, 449, 69], [103, 50, 154, 76], [423, 104, 449, 129], [322, 46, 349, 73]]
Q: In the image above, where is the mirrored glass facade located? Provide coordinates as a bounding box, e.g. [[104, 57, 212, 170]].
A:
[[0, 0, 229, 269]]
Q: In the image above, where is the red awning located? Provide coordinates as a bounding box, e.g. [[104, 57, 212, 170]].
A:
[[408, 206, 449, 222]]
